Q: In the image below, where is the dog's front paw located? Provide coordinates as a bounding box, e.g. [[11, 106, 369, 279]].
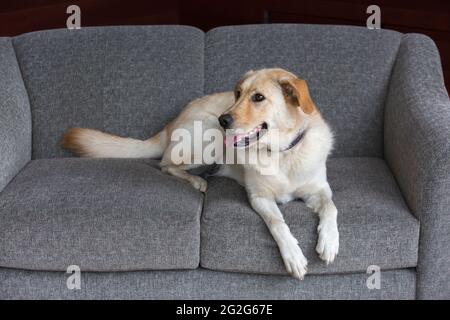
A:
[[280, 239, 308, 280], [316, 220, 339, 264], [189, 176, 207, 192]]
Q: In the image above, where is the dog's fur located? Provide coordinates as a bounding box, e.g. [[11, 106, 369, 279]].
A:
[[62, 68, 339, 279]]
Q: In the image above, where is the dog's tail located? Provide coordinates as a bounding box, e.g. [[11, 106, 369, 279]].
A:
[[61, 127, 165, 159]]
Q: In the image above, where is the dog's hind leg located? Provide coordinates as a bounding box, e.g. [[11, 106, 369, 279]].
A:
[[161, 164, 208, 192], [159, 139, 209, 192]]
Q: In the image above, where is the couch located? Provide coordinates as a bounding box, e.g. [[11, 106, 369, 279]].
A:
[[0, 24, 449, 299]]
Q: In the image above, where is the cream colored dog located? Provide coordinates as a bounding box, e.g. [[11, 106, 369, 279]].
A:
[[62, 68, 339, 280]]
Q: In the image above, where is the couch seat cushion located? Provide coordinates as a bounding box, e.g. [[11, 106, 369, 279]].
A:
[[201, 158, 420, 275], [0, 158, 203, 271]]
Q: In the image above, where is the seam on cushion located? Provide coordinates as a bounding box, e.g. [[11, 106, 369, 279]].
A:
[[10, 38, 33, 161], [198, 184, 209, 268], [0, 264, 199, 273], [382, 42, 424, 281], [194, 192, 205, 268], [0, 160, 33, 200], [415, 221, 423, 299], [0, 265, 417, 277], [382, 33, 405, 161], [200, 263, 417, 279]]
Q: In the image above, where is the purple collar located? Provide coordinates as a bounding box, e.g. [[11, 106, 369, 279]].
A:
[[283, 129, 306, 151], [269, 128, 307, 152]]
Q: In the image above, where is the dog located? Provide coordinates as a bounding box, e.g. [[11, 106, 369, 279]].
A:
[[62, 68, 339, 280]]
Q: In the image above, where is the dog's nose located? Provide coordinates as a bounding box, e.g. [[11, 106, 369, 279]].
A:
[[218, 114, 234, 129]]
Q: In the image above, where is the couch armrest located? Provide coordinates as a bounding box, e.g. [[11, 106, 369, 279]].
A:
[[385, 34, 450, 299], [0, 38, 31, 193]]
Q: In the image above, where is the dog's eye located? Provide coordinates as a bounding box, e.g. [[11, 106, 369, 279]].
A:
[[235, 90, 241, 99], [252, 93, 265, 102]]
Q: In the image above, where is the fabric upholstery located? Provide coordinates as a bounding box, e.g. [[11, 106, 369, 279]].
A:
[[385, 34, 450, 299], [204, 24, 402, 157], [201, 158, 420, 275], [0, 267, 416, 300], [0, 158, 202, 271], [12, 26, 204, 159], [0, 38, 31, 192]]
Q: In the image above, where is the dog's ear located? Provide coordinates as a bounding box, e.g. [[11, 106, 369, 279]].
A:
[[235, 70, 255, 89], [234, 70, 255, 99], [279, 78, 316, 114]]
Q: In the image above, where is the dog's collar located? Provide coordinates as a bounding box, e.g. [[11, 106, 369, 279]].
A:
[[285, 129, 306, 151], [269, 128, 307, 152]]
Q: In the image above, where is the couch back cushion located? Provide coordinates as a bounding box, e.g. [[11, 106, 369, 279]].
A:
[[13, 26, 204, 159], [204, 24, 402, 157]]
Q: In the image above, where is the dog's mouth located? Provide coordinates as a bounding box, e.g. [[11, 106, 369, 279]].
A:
[[225, 122, 268, 148]]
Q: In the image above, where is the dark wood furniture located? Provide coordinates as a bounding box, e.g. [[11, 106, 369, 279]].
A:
[[1, 0, 449, 89]]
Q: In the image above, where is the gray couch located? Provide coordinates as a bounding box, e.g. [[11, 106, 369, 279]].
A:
[[0, 24, 449, 300]]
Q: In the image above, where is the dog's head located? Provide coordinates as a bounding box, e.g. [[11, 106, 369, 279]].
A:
[[219, 68, 317, 149]]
